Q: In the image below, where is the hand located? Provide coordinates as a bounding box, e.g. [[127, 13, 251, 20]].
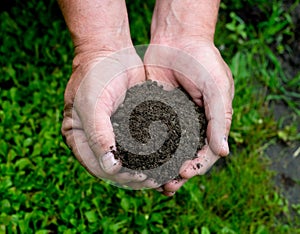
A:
[[59, 0, 160, 189], [144, 39, 234, 196], [142, 0, 234, 196], [62, 46, 159, 187]]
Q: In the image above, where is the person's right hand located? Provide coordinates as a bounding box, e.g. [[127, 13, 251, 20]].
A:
[[59, 0, 161, 189], [61, 46, 161, 187]]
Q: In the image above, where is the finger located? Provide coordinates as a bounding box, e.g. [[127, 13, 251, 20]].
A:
[[92, 70, 143, 174], [203, 75, 233, 157], [99, 151, 122, 175], [62, 111, 111, 179], [163, 178, 188, 192], [124, 177, 161, 190], [97, 60, 146, 175], [113, 171, 147, 184], [88, 92, 122, 176], [180, 145, 220, 179], [140, 178, 161, 189]]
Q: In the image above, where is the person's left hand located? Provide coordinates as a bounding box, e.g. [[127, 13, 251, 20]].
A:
[[144, 38, 234, 196]]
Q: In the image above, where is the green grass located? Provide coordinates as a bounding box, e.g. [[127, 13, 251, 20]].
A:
[[1, 0, 299, 233]]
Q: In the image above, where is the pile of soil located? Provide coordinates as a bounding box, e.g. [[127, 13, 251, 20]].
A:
[[111, 81, 207, 184]]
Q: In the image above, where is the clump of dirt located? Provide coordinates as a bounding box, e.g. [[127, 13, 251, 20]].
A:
[[111, 81, 207, 184]]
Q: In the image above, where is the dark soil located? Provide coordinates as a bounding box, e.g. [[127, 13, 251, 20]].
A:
[[111, 81, 206, 185]]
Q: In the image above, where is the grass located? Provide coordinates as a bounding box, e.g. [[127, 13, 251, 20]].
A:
[[0, 0, 299, 233]]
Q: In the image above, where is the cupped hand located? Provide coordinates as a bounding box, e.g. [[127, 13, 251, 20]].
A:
[[61, 47, 159, 189], [144, 38, 234, 196]]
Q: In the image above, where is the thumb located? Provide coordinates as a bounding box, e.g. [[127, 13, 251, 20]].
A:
[[73, 59, 128, 175], [83, 73, 129, 175], [204, 79, 233, 156], [88, 108, 122, 175], [74, 49, 146, 175]]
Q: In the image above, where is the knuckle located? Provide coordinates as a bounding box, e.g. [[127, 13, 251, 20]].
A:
[[88, 131, 106, 152]]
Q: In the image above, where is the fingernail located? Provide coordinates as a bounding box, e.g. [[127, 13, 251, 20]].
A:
[[221, 136, 229, 156], [100, 152, 119, 170]]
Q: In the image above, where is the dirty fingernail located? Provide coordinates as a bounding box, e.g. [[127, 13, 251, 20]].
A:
[[100, 152, 119, 170]]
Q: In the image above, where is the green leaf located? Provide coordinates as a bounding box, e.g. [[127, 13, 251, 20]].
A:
[[135, 214, 147, 226], [150, 213, 163, 224], [85, 210, 98, 223], [0, 177, 12, 191], [0, 140, 8, 156], [36, 230, 50, 234], [23, 138, 33, 147], [0, 199, 11, 212], [255, 225, 269, 234], [120, 197, 130, 211], [221, 227, 238, 234], [15, 158, 33, 170], [201, 227, 210, 234]]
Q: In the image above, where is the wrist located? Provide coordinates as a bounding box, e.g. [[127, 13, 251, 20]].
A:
[[72, 33, 133, 58], [58, 0, 133, 53], [150, 0, 220, 44]]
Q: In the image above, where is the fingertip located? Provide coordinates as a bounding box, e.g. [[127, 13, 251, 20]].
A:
[[142, 178, 160, 189], [207, 126, 230, 156], [163, 178, 187, 192], [162, 191, 176, 197], [180, 147, 220, 178], [180, 159, 200, 179], [220, 137, 230, 156], [180, 163, 199, 179], [114, 171, 147, 184], [209, 136, 229, 157], [204, 90, 233, 157], [179, 160, 193, 178]]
